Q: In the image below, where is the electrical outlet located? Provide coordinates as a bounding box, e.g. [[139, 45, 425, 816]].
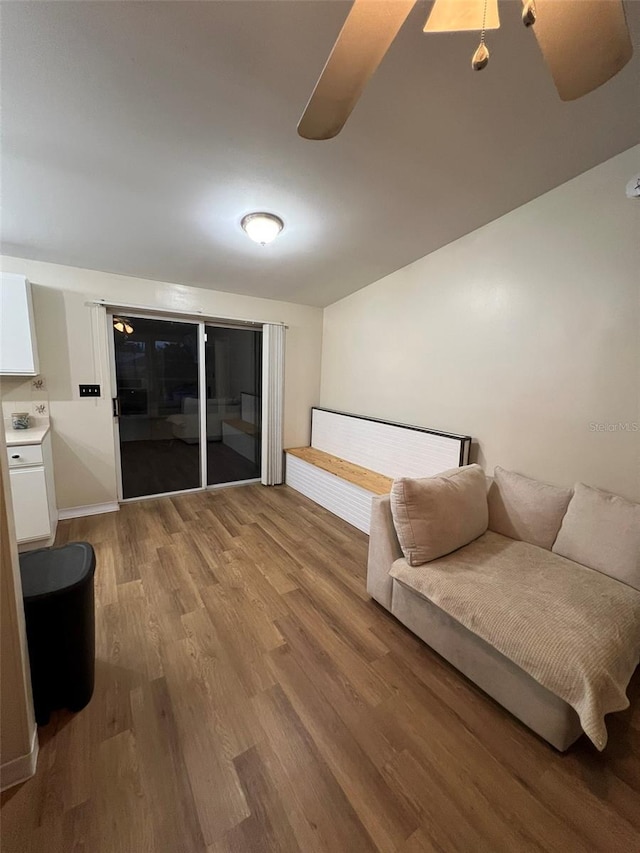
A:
[[79, 384, 101, 398]]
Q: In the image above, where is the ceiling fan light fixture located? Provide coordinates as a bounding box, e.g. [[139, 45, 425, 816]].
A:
[[298, 0, 633, 140], [424, 0, 500, 33], [241, 212, 284, 245], [113, 317, 134, 335]]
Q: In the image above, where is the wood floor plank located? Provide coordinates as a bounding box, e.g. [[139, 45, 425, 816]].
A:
[[235, 523, 301, 594], [267, 642, 419, 852], [180, 606, 262, 760], [382, 750, 502, 853], [2, 483, 639, 853], [160, 634, 251, 844], [275, 612, 399, 770], [167, 530, 221, 589], [113, 519, 152, 583], [156, 539, 205, 616], [93, 729, 155, 852], [397, 827, 443, 853], [208, 552, 289, 623], [200, 583, 278, 697], [282, 586, 393, 707], [291, 562, 389, 662], [210, 746, 300, 853], [91, 539, 118, 608], [194, 505, 239, 552], [183, 521, 228, 572], [59, 799, 92, 853], [252, 684, 378, 853], [375, 617, 640, 845], [297, 533, 373, 602], [116, 579, 164, 681], [138, 558, 188, 645], [129, 678, 205, 853], [372, 654, 597, 852]]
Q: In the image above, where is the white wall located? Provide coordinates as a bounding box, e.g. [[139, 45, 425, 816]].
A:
[[321, 146, 640, 502], [0, 259, 323, 510]]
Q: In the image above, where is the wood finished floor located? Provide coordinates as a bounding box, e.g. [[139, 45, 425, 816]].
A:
[[2, 484, 639, 853]]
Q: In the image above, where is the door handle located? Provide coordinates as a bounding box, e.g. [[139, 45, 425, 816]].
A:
[[112, 398, 121, 418]]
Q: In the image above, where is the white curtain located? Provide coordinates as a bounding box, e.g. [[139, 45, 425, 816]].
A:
[[261, 324, 285, 485]]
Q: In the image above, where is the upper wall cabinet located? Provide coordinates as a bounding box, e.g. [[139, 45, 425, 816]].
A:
[[0, 274, 40, 376]]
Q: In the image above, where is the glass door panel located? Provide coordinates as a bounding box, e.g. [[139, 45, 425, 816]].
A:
[[113, 315, 200, 498], [205, 326, 262, 485]]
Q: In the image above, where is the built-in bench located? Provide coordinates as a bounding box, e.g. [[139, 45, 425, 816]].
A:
[[285, 408, 472, 534], [222, 418, 260, 462], [221, 392, 262, 463], [286, 447, 393, 495]]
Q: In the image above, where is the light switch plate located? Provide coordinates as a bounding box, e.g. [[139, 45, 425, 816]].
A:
[[79, 384, 101, 397]]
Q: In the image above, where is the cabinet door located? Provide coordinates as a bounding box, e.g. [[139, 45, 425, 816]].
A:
[[0, 274, 39, 375], [9, 467, 51, 542]]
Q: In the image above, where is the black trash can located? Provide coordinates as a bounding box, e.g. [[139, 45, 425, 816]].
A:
[[19, 542, 96, 726]]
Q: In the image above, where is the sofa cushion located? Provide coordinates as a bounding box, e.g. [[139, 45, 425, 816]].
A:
[[390, 530, 640, 750], [390, 464, 488, 567], [552, 483, 640, 592], [487, 466, 573, 550]]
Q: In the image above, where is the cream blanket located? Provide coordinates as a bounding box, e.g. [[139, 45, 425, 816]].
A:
[[390, 530, 640, 750]]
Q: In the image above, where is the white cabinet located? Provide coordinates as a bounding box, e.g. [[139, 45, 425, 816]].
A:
[[9, 467, 51, 542], [7, 432, 57, 547], [0, 273, 40, 376]]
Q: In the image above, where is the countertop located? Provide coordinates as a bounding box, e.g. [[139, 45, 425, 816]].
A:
[[4, 421, 50, 447]]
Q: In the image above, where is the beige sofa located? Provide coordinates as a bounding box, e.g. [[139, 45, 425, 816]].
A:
[[367, 465, 640, 751]]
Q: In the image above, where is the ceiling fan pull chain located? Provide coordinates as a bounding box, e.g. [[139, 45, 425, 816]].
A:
[[472, 0, 490, 71], [522, 1, 537, 27]]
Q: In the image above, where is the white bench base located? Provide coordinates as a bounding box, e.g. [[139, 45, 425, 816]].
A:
[[285, 453, 375, 534]]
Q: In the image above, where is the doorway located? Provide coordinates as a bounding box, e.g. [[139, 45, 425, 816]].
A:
[[205, 325, 262, 486], [111, 314, 262, 500]]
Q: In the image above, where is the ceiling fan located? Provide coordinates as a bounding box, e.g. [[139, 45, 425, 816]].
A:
[[297, 0, 633, 140]]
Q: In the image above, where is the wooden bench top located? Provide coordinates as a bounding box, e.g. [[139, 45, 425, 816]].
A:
[[285, 447, 393, 495], [223, 418, 260, 436]]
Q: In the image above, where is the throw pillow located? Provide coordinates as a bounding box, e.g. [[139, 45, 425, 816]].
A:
[[390, 464, 488, 567], [488, 466, 573, 550], [552, 482, 640, 592]]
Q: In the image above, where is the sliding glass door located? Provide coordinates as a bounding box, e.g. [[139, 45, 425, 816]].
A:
[[113, 316, 201, 499], [112, 315, 262, 499], [205, 326, 262, 485]]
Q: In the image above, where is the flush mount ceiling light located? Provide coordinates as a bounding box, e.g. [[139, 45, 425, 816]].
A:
[[241, 212, 284, 246], [113, 316, 134, 334]]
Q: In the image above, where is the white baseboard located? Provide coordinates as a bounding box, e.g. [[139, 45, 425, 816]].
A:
[[0, 725, 39, 792], [58, 501, 120, 520], [18, 535, 55, 553], [17, 518, 58, 552]]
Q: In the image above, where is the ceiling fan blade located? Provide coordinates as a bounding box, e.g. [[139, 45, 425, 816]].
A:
[[297, 0, 416, 140], [424, 0, 500, 33], [527, 0, 633, 101]]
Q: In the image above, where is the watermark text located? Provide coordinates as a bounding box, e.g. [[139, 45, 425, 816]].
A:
[[589, 422, 639, 432]]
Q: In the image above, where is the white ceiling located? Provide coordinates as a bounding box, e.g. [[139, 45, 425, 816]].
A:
[[2, 1, 639, 307]]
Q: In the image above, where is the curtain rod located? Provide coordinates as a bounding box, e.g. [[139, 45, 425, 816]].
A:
[[87, 299, 287, 328]]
